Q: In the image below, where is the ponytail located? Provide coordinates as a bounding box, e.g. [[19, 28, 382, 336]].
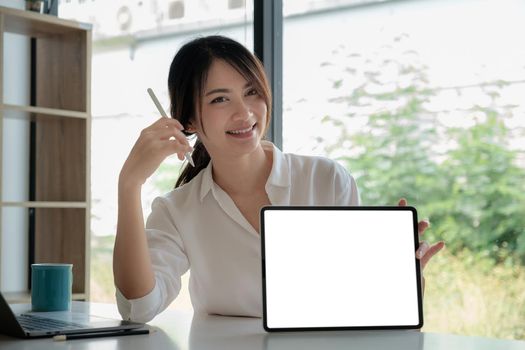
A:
[[175, 139, 210, 188]]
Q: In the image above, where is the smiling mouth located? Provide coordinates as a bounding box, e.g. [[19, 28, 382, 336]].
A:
[[226, 123, 256, 135]]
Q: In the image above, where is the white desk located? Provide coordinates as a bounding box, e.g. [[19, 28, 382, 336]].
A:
[[1, 302, 524, 350]]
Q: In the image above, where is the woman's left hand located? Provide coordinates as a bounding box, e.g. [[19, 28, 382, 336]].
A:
[[398, 198, 445, 292]]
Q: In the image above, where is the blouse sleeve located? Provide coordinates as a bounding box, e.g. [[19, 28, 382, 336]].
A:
[[333, 162, 361, 206], [116, 196, 190, 323]]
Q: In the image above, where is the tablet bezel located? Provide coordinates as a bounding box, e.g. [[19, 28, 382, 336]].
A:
[[260, 206, 424, 332]]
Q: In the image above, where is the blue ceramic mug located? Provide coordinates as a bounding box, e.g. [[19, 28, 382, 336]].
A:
[[31, 263, 72, 312]]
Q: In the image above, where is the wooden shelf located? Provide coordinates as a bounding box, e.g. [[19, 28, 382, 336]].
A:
[[0, 5, 91, 37], [0, 6, 91, 298], [1, 201, 87, 208], [1, 104, 88, 119]]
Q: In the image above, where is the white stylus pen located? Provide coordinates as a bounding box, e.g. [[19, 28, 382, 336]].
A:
[[147, 88, 194, 167]]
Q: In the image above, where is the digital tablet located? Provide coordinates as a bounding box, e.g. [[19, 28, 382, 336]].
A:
[[260, 206, 423, 332]]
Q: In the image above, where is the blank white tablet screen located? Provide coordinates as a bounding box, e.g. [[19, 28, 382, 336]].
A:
[[263, 208, 420, 329]]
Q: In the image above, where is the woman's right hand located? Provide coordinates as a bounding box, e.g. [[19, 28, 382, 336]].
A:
[[119, 117, 193, 188]]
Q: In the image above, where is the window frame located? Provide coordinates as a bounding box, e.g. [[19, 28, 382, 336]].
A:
[[254, 0, 283, 149]]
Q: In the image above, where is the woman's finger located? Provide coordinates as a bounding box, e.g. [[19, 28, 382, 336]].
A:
[[418, 220, 430, 235], [416, 241, 430, 259], [420, 241, 445, 270], [153, 116, 184, 130], [156, 127, 192, 150], [158, 139, 192, 157], [398, 198, 407, 206], [144, 117, 184, 135]]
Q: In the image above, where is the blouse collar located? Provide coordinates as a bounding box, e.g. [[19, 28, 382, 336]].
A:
[[199, 141, 291, 202]]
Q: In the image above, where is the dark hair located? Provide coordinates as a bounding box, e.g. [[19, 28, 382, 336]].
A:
[[169, 35, 272, 188]]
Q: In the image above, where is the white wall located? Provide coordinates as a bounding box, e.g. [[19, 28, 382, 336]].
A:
[[1, 0, 31, 292]]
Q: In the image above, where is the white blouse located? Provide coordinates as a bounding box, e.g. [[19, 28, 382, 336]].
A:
[[116, 141, 360, 322]]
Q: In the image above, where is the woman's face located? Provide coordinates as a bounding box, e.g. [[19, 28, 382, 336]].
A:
[[190, 59, 268, 159]]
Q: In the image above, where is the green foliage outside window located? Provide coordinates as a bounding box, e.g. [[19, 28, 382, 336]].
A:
[[322, 36, 525, 265], [317, 36, 525, 339]]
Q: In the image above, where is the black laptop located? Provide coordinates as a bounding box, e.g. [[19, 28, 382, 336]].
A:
[[0, 291, 143, 338]]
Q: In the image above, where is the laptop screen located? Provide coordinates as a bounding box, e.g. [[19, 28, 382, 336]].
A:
[[261, 206, 423, 331]]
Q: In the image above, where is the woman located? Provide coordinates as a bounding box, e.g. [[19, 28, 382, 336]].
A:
[[113, 35, 445, 323]]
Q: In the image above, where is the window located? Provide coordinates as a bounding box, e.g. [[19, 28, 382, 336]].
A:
[[59, 0, 254, 313], [282, 0, 525, 339], [58, 0, 525, 339]]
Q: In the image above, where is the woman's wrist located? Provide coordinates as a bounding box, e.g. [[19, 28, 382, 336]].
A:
[[118, 173, 143, 194]]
